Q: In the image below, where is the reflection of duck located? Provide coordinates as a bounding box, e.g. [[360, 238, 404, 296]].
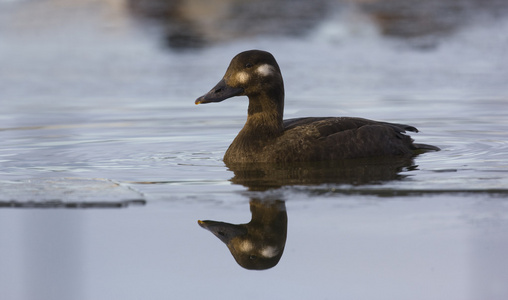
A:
[[198, 199, 287, 270], [195, 50, 439, 163], [227, 157, 416, 191]]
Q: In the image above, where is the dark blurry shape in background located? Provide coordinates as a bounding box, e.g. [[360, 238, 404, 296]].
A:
[[127, 0, 508, 50], [127, 0, 329, 49]]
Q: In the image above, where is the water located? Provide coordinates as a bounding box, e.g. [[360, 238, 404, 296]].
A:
[[1, 1, 508, 299]]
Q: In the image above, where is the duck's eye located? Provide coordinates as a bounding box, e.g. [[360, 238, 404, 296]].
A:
[[245, 63, 253, 69], [249, 255, 257, 260]]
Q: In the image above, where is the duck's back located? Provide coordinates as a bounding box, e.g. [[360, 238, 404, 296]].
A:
[[225, 117, 436, 163]]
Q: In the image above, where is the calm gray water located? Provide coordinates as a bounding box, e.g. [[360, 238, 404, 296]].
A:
[[1, 1, 508, 299]]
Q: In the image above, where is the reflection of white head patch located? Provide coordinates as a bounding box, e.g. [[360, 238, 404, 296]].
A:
[[239, 240, 253, 252], [236, 71, 250, 83], [256, 64, 275, 77], [260, 246, 279, 258]]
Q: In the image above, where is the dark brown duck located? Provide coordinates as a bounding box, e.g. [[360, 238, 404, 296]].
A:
[[195, 50, 440, 163]]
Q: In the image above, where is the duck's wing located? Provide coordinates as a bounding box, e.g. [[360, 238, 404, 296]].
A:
[[281, 117, 434, 159], [283, 117, 332, 130], [284, 117, 418, 135]]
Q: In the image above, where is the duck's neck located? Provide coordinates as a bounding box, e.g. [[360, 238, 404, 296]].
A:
[[243, 89, 285, 138], [224, 86, 284, 163]]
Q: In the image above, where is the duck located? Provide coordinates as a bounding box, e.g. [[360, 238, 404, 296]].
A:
[[195, 50, 440, 163]]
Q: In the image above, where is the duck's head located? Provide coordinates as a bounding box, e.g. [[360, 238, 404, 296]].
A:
[[195, 50, 283, 105]]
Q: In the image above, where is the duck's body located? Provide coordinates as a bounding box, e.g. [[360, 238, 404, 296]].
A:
[[225, 116, 430, 163], [195, 50, 439, 163]]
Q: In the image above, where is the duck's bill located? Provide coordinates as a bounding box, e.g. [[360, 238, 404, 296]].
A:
[[195, 79, 244, 104], [197, 220, 247, 244]]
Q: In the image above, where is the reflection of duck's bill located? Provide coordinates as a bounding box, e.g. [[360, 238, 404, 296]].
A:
[[197, 220, 247, 244], [195, 79, 244, 104]]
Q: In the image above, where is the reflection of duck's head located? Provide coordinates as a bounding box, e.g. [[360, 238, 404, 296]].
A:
[[198, 200, 287, 270]]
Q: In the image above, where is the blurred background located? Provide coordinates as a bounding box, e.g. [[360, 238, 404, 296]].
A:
[[126, 0, 508, 49], [1, 0, 507, 102]]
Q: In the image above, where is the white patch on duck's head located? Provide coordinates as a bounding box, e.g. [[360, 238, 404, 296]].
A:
[[256, 64, 276, 77], [235, 71, 250, 84], [260, 246, 279, 258]]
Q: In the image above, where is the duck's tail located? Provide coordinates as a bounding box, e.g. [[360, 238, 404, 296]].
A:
[[412, 143, 441, 152]]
